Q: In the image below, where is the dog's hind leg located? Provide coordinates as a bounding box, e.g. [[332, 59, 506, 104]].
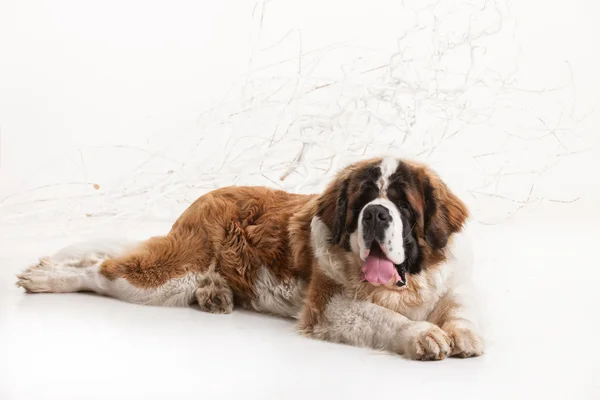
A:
[[194, 271, 234, 314], [16, 240, 136, 295], [16, 232, 231, 311]]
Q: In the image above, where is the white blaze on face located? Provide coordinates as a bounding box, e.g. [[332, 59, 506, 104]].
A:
[[357, 198, 405, 264], [378, 157, 399, 192], [354, 157, 406, 265]]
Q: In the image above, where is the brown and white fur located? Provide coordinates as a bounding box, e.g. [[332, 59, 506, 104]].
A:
[[16, 157, 483, 361]]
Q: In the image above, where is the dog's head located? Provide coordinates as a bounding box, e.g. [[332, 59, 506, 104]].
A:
[[313, 157, 468, 289]]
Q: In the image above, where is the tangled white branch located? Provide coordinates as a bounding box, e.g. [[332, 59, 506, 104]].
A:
[[0, 0, 589, 236]]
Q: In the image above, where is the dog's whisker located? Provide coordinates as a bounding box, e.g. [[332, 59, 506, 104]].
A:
[[403, 221, 417, 240]]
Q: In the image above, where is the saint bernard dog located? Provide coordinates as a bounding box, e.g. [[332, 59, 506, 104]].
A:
[[16, 157, 483, 360]]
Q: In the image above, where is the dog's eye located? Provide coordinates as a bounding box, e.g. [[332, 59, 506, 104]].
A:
[[362, 180, 378, 191], [387, 182, 406, 203], [351, 184, 378, 211], [387, 186, 399, 200]]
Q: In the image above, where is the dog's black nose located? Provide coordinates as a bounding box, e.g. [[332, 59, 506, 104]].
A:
[[362, 204, 392, 224]]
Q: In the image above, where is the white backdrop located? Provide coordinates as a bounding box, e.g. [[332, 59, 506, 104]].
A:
[[1, 0, 598, 237], [1, 1, 600, 399]]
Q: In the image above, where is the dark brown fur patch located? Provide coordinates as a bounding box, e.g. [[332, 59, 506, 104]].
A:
[[399, 161, 469, 269], [316, 158, 383, 248]]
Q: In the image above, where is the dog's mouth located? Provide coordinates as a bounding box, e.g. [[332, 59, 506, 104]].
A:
[[360, 243, 406, 287]]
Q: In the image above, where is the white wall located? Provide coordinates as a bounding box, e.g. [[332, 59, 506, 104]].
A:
[[1, 0, 598, 232]]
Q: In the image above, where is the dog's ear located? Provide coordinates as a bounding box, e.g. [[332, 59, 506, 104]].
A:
[[331, 178, 350, 244], [422, 175, 468, 250], [316, 177, 350, 246]]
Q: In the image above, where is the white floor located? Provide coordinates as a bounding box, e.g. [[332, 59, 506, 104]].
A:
[[1, 203, 599, 400]]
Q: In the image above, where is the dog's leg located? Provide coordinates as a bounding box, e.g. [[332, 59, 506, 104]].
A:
[[298, 272, 453, 361], [427, 287, 484, 358], [17, 253, 110, 294], [16, 232, 223, 309]]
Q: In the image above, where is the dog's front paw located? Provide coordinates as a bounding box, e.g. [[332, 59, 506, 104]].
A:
[[443, 321, 484, 358], [404, 322, 452, 361]]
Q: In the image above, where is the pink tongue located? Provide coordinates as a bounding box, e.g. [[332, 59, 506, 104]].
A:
[[361, 247, 401, 285]]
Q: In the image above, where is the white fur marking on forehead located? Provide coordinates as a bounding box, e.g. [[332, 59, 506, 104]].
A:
[[378, 157, 399, 192]]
